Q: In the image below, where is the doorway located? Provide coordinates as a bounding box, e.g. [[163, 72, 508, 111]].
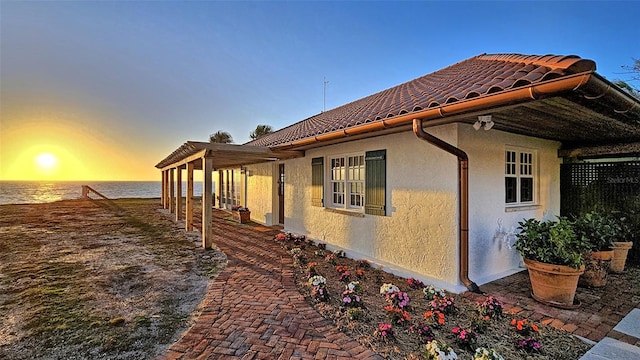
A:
[[278, 164, 285, 224]]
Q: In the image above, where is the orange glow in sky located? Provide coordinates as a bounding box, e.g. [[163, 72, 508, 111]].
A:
[[0, 103, 161, 181]]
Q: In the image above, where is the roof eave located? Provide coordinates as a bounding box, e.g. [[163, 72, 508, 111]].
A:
[[271, 71, 596, 151]]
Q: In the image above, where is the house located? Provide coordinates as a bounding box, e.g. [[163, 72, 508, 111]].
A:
[[156, 53, 640, 293]]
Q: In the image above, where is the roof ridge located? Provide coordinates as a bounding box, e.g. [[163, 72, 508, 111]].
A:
[[477, 53, 595, 73]]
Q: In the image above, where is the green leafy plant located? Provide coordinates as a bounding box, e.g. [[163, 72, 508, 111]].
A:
[[573, 210, 620, 251], [514, 217, 591, 268]]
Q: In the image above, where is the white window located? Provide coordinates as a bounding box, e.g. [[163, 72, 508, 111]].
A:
[[505, 148, 536, 205], [329, 154, 365, 210]]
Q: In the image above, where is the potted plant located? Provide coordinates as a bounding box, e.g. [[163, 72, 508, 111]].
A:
[[610, 213, 634, 273], [231, 205, 251, 223], [514, 217, 590, 308], [573, 210, 618, 287]]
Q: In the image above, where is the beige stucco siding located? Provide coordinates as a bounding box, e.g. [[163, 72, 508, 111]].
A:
[[244, 162, 276, 225], [283, 125, 461, 288], [244, 123, 562, 292], [459, 125, 562, 285]]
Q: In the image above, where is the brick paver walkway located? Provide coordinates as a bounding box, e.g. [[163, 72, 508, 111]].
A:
[[462, 268, 640, 345], [161, 210, 381, 360]]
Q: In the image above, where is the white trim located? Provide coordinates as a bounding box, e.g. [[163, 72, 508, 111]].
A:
[[505, 146, 539, 206], [326, 152, 366, 212]]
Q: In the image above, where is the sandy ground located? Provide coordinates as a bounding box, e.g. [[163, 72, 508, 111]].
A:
[[0, 198, 226, 360]]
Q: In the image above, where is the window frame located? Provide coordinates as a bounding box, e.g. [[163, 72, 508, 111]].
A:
[[328, 153, 366, 211], [505, 147, 538, 206]]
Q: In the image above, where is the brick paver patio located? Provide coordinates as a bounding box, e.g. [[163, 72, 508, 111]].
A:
[[160, 210, 382, 360], [462, 267, 640, 346]]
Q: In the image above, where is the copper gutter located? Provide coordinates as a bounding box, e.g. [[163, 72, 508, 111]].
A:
[[412, 119, 481, 293], [273, 72, 592, 150]]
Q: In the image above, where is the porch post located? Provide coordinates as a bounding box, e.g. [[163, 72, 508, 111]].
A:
[[161, 170, 166, 207], [218, 170, 224, 208], [175, 165, 183, 221], [186, 162, 194, 232], [163, 170, 170, 209], [169, 168, 175, 214], [202, 156, 214, 249]]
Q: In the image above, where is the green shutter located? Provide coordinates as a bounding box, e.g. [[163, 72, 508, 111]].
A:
[[365, 150, 386, 216], [311, 157, 324, 207]]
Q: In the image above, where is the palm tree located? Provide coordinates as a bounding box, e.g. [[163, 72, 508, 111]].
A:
[[209, 131, 233, 144], [249, 124, 273, 140]]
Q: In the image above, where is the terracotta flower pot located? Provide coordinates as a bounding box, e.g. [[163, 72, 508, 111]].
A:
[[578, 250, 614, 288], [611, 242, 633, 273], [524, 258, 584, 309], [232, 210, 251, 224]]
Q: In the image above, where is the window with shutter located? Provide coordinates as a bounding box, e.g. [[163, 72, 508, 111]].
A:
[[365, 150, 386, 216], [316, 149, 386, 216]]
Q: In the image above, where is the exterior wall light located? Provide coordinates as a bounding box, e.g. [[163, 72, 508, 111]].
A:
[[474, 115, 494, 130]]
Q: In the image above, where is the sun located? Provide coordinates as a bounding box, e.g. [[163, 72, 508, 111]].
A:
[[35, 153, 58, 170]]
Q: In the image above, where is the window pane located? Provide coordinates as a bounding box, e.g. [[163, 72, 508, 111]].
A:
[[505, 151, 516, 175], [505, 177, 517, 203], [521, 178, 533, 202]]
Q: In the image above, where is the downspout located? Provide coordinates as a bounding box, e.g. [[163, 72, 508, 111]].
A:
[[412, 119, 482, 294]]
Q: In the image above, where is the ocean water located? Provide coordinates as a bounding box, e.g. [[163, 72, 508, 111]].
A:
[[0, 181, 204, 205]]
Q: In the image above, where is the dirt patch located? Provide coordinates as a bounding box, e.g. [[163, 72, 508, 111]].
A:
[[0, 198, 225, 360]]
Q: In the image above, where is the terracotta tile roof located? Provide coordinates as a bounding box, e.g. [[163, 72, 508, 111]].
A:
[[246, 53, 596, 147]]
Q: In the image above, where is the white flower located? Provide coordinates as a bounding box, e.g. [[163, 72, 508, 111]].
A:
[[290, 248, 301, 255], [473, 347, 504, 360], [426, 340, 457, 360], [379, 283, 400, 295], [308, 275, 326, 286], [423, 284, 446, 298], [346, 281, 361, 292]]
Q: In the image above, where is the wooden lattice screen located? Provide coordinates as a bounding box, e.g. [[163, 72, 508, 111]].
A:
[[561, 161, 640, 216], [561, 161, 640, 264]]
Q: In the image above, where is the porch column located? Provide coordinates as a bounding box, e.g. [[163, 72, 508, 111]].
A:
[[161, 170, 166, 207], [186, 161, 194, 232], [202, 156, 214, 249], [218, 170, 224, 208], [169, 168, 175, 213], [175, 165, 183, 221], [163, 170, 170, 209]]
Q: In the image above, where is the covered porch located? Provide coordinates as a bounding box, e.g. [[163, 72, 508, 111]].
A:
[[155, 141, 303, 248]]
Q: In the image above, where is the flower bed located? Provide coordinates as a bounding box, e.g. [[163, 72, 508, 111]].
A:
[[274, 232, 592, 359]]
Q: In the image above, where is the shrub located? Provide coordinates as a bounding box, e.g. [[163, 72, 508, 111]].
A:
[[514, 217, 591, 268]]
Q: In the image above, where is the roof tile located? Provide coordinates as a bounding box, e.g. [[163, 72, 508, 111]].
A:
[[247, 53, 596, 147]]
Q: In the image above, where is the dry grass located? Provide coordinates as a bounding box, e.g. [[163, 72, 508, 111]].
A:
[[0, 198, 225, 360]]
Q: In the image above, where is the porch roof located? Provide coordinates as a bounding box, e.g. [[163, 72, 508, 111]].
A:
[[155, 141, 303, 170]]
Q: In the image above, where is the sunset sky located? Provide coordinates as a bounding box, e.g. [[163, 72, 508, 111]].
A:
[[1, 1, 639, 181]]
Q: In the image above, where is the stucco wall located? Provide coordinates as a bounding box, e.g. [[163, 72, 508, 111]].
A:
[[284, 125, 462, 290], [244, 162, 276, 225], [244, 123, 562, 292], [459, 125, 562, 285]]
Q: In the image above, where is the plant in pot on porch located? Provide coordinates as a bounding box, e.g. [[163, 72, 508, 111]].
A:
[[610, 214, 634, 273], [231, 206, 251, 224], [572, 210, 619, 287], [514, 217, 591, 309]]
